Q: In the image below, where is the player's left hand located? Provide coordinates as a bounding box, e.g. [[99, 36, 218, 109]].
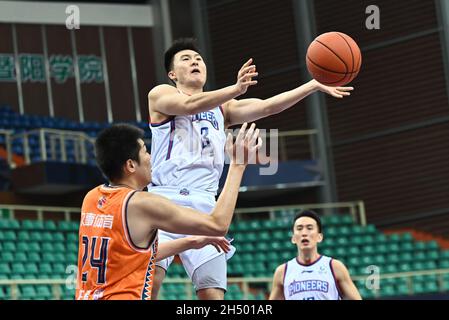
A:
[[189, 236, 231, 253], [226, 122, 263, 166], [313, 80, 354, 98]]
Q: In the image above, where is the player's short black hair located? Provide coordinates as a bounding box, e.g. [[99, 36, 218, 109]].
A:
[[293, 210, 322, 233], [95, 124, 144, 182], [164, 38, 201, 73]]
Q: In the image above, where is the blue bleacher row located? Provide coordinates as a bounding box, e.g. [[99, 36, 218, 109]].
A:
[[0, 105, 150, 134], [0, 105, 151, 164]]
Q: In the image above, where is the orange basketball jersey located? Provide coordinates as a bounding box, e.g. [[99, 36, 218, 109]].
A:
[[76, 184, 158, 300]]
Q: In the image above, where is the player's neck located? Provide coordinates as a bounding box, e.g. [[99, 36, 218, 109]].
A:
[[297, 250, 320, 265], [109, 179, 143, 191]]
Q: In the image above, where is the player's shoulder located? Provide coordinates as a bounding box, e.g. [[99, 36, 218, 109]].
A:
[[274, 262, 288, 276], [83, 184, 102, 201], [148, 84, 178, 98], [330, 258, 349, 275], [128, 190, 154, 203], [128, 190, 168, 209], [330, 257, 345, 267]]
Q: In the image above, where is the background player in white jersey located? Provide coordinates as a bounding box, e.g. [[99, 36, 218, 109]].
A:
[[269, 210, 361, 300], [148, 38, 354, 300]]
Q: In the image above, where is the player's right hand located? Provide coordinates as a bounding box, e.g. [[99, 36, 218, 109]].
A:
[[235, 58, 258, 95], [226, 122, 263, 166]]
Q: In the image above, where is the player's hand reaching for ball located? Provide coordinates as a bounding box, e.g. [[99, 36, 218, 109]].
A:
[[235, 58, 258, 95], [312, 79, 354, 98], [225, 122, 263, 166]]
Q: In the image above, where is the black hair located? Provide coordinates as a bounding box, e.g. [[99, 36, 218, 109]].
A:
[[292, 210, 322, 233], [164, 38, 201, 73], [95, 124, 144, 182]]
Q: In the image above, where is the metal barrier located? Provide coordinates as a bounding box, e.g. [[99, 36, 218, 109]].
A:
[[0, 279, 66, 300], [0, 204, 79, 221], [6, 128, 95, 167]]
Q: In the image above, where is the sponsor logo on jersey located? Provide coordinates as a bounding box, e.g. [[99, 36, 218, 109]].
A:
[[179, 188, 190, 196], [97, 196, 107, 209], [318, 266, 328, 275], [302, 270, 314, 274]]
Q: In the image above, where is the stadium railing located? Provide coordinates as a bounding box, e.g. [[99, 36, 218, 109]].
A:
[[0, 204, 79, 221], [6, 128, 95, 167]]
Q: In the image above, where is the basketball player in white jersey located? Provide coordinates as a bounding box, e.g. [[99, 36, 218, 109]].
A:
[[148, 38, 354, 300], [269, 210, 361, 300]]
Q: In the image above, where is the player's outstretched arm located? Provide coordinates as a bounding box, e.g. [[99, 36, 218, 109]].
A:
[[223, 79, 353, 127], [331, 259, 362, 300], [156, 236, 231, 262], [129, 123, 261, 236], [269, 264, 286, 300], [148, 58, 258, 116]]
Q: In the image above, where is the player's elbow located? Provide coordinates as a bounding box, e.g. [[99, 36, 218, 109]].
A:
[[207, 221, 228, 236], [217, 227, 228, 236], [211, 224, 228, 237]]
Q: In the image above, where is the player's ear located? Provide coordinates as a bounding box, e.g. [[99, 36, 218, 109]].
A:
[[317, 233, 323, 244], [125, 159, 137, 173], [291, 232, 296, 245], [168, 70, 177, 82]]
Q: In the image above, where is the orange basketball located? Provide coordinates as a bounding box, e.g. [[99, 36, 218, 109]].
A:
[[306, 32, 362, 87]]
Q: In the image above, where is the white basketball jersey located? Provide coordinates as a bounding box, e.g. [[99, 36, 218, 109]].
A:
[[283, 255, 341, 300], [148, 103, 226, 195]]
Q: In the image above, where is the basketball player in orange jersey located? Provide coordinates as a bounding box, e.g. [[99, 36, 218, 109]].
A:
[[148, 38, 354, 300], [269, 210, 361, 300], [76, 122, 261, 300]]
